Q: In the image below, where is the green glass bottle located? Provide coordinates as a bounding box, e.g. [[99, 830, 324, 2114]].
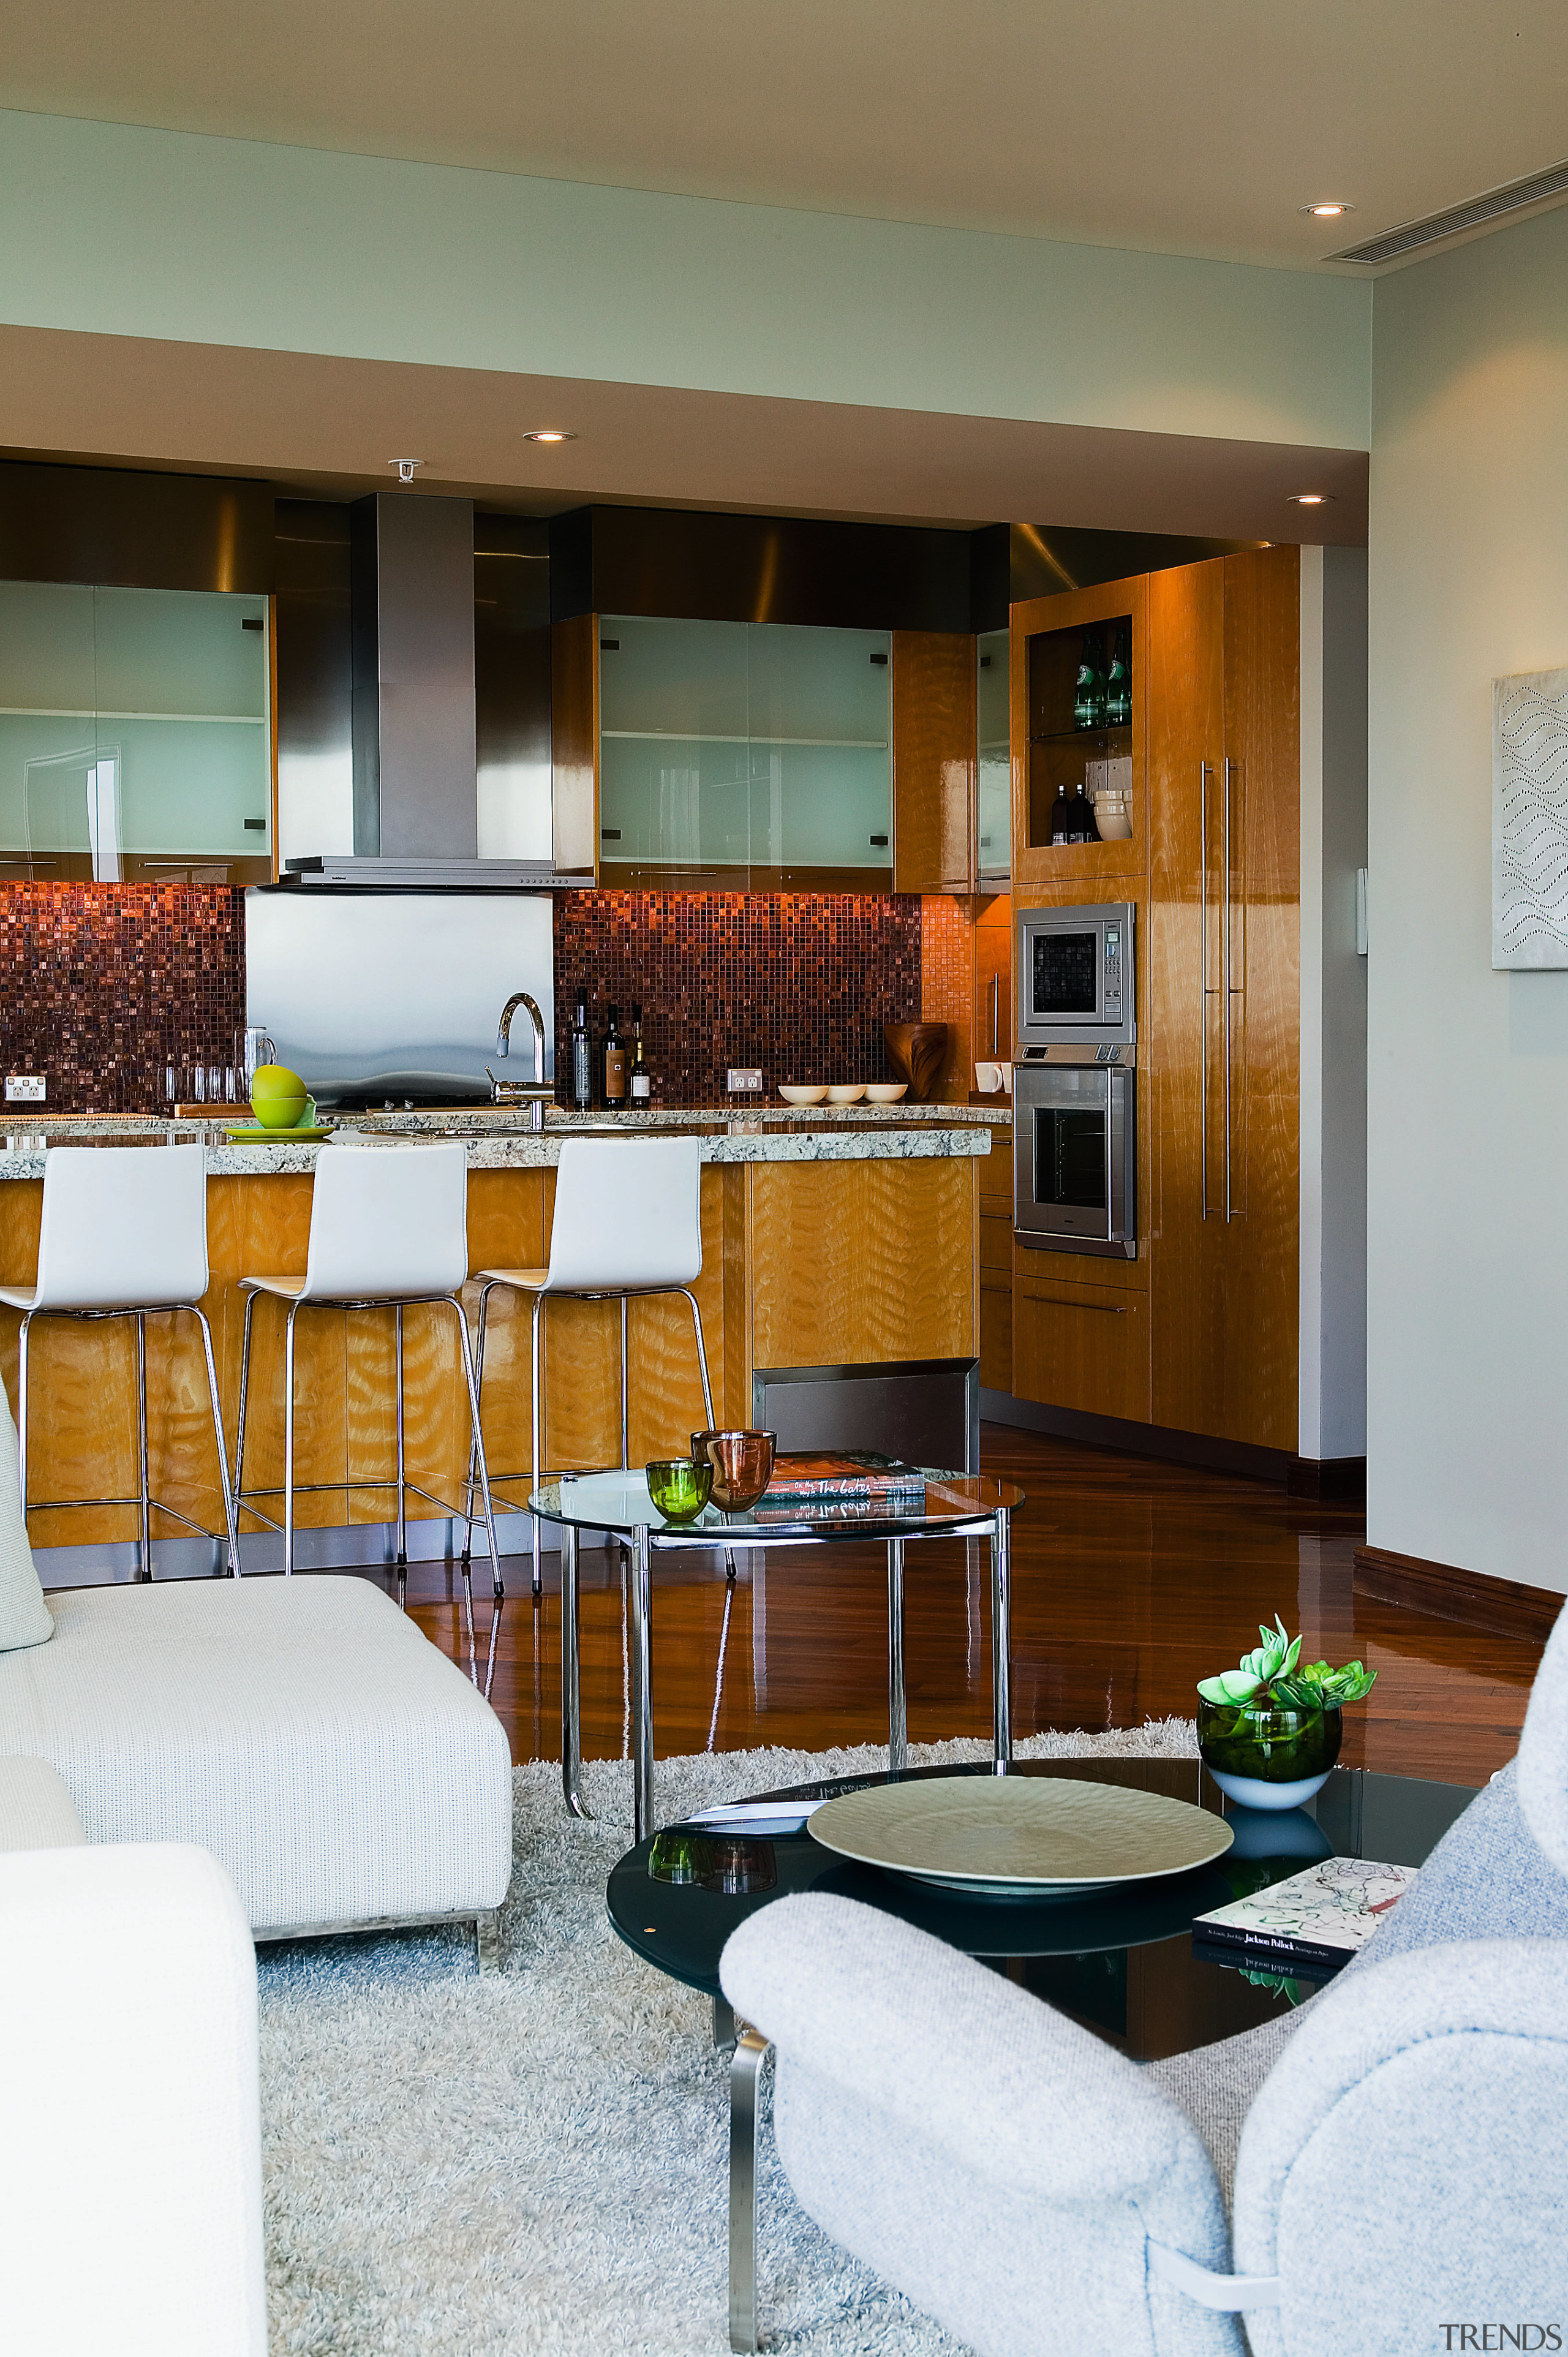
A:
[[1072, 630, 1107, 731], [1106, 624, 1132, 728]]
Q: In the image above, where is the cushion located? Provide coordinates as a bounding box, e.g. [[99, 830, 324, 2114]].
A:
[[1517, 1597, 1568, 1874], [0, 1574, 513, 1934], [0, 1755, 86, 1851], [0, 1386, 53, 1653]]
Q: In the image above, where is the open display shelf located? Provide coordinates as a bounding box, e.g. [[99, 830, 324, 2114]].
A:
[[1026, 612, 1135, 854]]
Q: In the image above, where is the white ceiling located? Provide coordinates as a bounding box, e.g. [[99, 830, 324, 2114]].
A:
[[3, 0, 1567, 271]]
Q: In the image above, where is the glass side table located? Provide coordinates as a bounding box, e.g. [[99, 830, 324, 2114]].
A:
[[529, 1469, 1024, 1845]]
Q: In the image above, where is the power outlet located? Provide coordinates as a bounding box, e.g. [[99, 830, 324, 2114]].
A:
[[726, 1067, 763, 1094], [5, 1075, 45, 1103]]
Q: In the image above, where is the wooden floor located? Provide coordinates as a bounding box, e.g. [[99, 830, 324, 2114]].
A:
[[390, 1422, 1542, 1788]]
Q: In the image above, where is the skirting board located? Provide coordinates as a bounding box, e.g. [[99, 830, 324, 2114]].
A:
[[36, 1510, 551, 1588], [1354, 1545, 1566, 1643], [1286, 1455, 1367, 1505], [980, 1388, 1295, 1485]]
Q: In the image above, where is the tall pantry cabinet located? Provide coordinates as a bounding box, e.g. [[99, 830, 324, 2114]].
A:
[[1009, 544, 1303, 1458]]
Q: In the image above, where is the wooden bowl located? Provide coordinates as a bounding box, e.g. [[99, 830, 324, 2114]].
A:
[[882, 1022, 949, 1104]]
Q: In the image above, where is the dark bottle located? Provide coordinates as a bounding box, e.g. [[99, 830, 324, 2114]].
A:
[[1105, 624, 1131, 728], [603, 1003, 628, 1103], [570, 989, 593, 1111], [629, 1004, 651, 1101], [1048, 780, 1101, 845], [1072, 629, 1107, 731]]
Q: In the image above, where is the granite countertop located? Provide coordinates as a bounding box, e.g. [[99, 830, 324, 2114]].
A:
[[0, 1102, 1007, 1178]]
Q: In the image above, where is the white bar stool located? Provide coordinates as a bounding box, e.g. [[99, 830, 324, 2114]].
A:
[[233, 1140, 504, 1613], [0, 1143, 240, 1577], [466, 1136, 718, 1596]]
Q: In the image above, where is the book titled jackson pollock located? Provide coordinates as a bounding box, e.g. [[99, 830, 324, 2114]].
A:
[[1193, 1857, 1418, 1975], [760, 1452, 929, 1504]]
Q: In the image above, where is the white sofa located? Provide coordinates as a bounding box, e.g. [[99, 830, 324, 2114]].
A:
[[0, 1387, 514, 1963], [0, 1572, 515, 1956], [0, 1767, 268, 2357]]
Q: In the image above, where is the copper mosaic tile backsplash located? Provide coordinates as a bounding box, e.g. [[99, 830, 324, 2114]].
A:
[[553, 891, 922, 1103], [0, 885, 246, 1113]]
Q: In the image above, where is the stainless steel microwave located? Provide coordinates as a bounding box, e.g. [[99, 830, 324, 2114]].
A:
[[1016, 902, 1136, 1051]]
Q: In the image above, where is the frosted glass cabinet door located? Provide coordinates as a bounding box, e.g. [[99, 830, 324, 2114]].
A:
[[976, 627, 1011, 881], [0, 579, 271, 881], [0, 581, 97, 881], [746, 624, 891, 878], [598, 616, 750, 877], [94, 589, 271, 877]]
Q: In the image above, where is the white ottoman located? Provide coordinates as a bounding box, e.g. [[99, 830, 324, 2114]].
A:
[[0, 1574, 512, 1956]]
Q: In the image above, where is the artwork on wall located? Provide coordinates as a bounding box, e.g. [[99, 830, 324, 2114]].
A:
[[1493, 665, 1568, 968]]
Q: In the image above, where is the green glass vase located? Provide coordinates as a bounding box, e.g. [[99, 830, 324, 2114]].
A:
[[1197, 1698, 1343, 1811]]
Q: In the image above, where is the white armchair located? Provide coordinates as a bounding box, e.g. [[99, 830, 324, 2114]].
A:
[[0, 1824, 267, 2357], [721, 1605, 1568, 2355]]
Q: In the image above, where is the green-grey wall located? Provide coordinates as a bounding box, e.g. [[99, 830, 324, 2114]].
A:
[[1368, 202, 1568, 1594], [0, 108, 1372, 448]]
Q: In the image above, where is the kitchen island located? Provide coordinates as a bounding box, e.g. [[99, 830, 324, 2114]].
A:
[[0, 1109, 1006, 1566]]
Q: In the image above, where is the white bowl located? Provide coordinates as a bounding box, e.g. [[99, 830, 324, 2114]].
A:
[[826, 1083, 867, 1103], [865, 1082, 908, 1104], [778, 1084, 827, 1106]]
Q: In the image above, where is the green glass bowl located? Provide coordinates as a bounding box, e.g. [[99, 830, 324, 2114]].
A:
[[646, 1458, 714, 1523], [1197, 1699, 1343, 1782]]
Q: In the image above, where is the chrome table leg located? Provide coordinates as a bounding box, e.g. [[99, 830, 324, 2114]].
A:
[[888, 1535, 907, 1773], [991, 1504, 1012, 1773], [560, 1523, 591, 1819], [394, 1300, 407, 1604], [729, 2028, 771, 2355], [630, 1522, 655, 1845], [713, 1993, 736, 2053]]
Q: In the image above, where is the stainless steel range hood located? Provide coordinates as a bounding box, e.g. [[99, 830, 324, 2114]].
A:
[[285, 492, 589, 889]]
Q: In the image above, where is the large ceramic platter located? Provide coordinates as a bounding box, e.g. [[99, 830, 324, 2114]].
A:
[[807, 1774, 1233, 1896]]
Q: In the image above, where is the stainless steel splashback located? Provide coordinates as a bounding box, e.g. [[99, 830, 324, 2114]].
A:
[[244, 888, 553, 1105]]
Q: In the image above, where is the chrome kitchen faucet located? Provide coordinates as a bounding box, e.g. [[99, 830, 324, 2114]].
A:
[[488, 992, 554, 1129]]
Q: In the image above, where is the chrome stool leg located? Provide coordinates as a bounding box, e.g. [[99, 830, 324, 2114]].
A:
[[680, 1288, 736, 1581], [394, 1302, 407, 1607], [15, 1310, 32, 1539], [191, 1303, 242, 1576], [530, 1288, 548, 1601], [619, 1294, 630, 1470], [135, 1310, 152, 1580], [459, 1279, 497, 1573], [448, 1295, 503, 1607], [234, 1288, 257, 1536], [283, 1299, 301, 1577]]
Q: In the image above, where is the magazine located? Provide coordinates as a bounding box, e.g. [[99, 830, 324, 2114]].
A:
[[1193, 1856, 1417, 1974], [761, 1451, 929, 1503]]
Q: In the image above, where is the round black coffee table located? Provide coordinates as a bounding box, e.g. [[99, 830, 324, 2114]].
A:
[[607, 1755, 1474, 2353]]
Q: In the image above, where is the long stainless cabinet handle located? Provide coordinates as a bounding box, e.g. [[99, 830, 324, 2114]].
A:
[[1028, 1294, 1130, 1315], [1199, 761, 1211, 1222], [1223, 756, 1237, 1223], [990, 973, 1000, 1057]]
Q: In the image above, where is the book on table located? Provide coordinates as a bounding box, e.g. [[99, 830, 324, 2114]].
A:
[[763, 1452, 929, 1504], [1192, 1857, 1418, 1976]]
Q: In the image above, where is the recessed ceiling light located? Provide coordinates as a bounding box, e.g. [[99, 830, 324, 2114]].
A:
[[1286, 492, 1335, 506], [524, 429, 576, 444], [1301, 201, 1354, 219]]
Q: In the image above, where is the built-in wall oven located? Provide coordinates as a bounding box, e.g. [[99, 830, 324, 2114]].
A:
[[1013, 900, 1137, 1258], [1014, 1055, 1136, 1258]]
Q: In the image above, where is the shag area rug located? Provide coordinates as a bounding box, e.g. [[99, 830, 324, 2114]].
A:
[[260, 1721, 1198, 2355]]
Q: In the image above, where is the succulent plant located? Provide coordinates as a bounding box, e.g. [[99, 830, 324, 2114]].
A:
[[1197, 1615, 1376, 1712]]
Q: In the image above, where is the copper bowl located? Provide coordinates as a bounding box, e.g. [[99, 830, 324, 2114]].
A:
[[690, 1428, 776, 1512]]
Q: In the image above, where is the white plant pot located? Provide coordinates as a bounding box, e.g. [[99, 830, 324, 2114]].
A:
[[1207, 1767, 1333, 1811]]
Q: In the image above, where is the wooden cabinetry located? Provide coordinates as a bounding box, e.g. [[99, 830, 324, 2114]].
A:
[[1001, 547, 1300, 1456], [1148, 548, 1300, 1452], [892, 632, 975, 893]]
